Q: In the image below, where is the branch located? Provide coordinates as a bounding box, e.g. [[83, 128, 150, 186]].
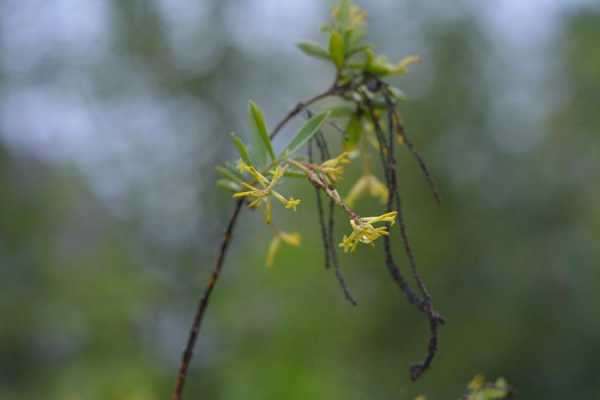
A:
[[360, 89, 445, 381], [171, 199, 244, 400]]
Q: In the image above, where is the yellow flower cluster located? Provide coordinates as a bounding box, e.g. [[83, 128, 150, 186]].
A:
[[233, 161, 300, 223], [317, 152, 351, 184], [339, 211, 397, 252]]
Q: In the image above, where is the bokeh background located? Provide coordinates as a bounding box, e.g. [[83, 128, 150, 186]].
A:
[[1, 0, 599, 399]]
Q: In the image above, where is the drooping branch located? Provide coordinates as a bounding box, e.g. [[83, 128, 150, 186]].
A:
[[382, 86, 440, 204], [308, 131, 357, 306], [308, 139, 331, 270], [356, 84, 445, 381], [307, 108, 357, 305]]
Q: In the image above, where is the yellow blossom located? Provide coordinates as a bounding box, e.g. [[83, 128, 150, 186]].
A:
[[345, 174, 388, 206], [233, 162, 300, 222], [266, 231, 302, 267], [237, 160, 269, 186], [272, 191, 301, 211], [284, 197, 301, 210], [318, 152, 352, 183], [339, 211, 397, 252]]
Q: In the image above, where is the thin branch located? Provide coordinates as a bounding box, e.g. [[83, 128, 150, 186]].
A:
[[383, 86, 440, 205], [360, 89, 445, 381], [357, 91, 421, 306], [384, 98, 431, 302], [172, 199, 244, 400], [308, 138, 331, 270], [314, 132, 357, 306], [269, 89, 336, 140], [308, 129, 357, 305]]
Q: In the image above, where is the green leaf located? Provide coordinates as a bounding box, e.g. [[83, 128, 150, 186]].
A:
[[216, 179, 241, 192], [342, 113, 362, 151], [216, 166, 244, 184], [297, 42, 331, 61], [248, 101, 275, 163], [328, 105, 355, 118], [229, 133, 251, 164], [347, 43, 371, 58], [280, 112, 330, 157], [388, 86, 407, 101], [329, 31, 345, 69]]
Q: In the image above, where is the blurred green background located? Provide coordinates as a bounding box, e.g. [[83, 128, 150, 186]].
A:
[[1, 0, 599, 399]]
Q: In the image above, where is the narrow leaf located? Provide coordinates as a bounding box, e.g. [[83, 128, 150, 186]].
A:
[[216, 179, 241, 192], [388, 86, 407, 101], [329, 31, 345, 69], [248, 100, 275, 163], [216, 166, 244, 183], [342, 114, 363, 151], [297, 42, 331, 61], [347, 44, 371, 58], [328, 105, 355, 118], [281, 112, 330, 157], [229, 133, 251, 164]]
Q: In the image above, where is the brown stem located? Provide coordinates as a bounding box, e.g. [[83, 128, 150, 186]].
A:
[[171, 199, 243, 400], [356, 85, 445, 381]]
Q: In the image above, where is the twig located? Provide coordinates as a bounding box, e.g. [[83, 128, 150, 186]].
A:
[[360, 88, 445, 381], [171, 199, 244, 400], [382, 86, 440, 205], [269, 89, 336, 140], [305, 136, 357, 305], [308, 139, 331, 270]]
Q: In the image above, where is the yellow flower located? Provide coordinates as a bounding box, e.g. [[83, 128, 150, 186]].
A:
[[233, 163, 300, 222], [284, 197, 301, 210], [266, 231, 302, 267], [339, 211, 397, 252], [237, 160, 269, 186], [318, 152, 351, 183], [345, 174, 388, 206], [271, 191, 301, 211]]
